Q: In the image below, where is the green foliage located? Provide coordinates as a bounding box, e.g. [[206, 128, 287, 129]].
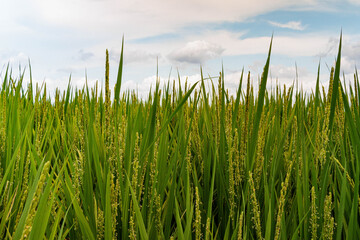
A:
[[0, 35, 359, 239]]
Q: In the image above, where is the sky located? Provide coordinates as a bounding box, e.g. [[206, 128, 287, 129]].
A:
[[1, 0, 360, 98]]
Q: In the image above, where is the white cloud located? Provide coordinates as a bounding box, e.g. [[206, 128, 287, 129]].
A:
[[0, 52, 29, 74], [1, 0, 358, 99], [267, 64, 331, 93], [9, 52, 29, 64], [0, 2, 35, 35], [348, 0, 360, 5], [268, 21, 306, 30], [191, 32, 330, 57], [315, 35, 360, 72], [343, 41, 360, 61], [134, 31, 332, 63], [109, 49, 159, 65], [78, 50, 94, 61], [341, 40, 360, 73], [168, 41, 224, 64], [31, 0, 321, 39], [243, 63, 314, 91], [270, 64, 307, 80]]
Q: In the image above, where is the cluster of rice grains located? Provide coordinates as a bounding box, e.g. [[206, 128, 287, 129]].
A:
[[0, 36, 359, 239]]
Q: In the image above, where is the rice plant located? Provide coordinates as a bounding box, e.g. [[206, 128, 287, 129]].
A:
[[0, 35, 359, 239]]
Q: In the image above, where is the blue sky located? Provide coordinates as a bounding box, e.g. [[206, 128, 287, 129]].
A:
[[1, 0, 360, 97]]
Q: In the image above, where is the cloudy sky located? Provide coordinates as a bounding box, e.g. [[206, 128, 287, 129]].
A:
[[1, 0, 360, 97]]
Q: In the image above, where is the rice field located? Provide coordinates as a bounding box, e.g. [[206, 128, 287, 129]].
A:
[[0, 36, 359, 239]]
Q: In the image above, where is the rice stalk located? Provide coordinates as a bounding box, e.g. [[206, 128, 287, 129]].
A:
[[248, 171, 263, 240]]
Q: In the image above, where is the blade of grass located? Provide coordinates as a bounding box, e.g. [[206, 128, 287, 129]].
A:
[[247, 36, 273, 171]]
